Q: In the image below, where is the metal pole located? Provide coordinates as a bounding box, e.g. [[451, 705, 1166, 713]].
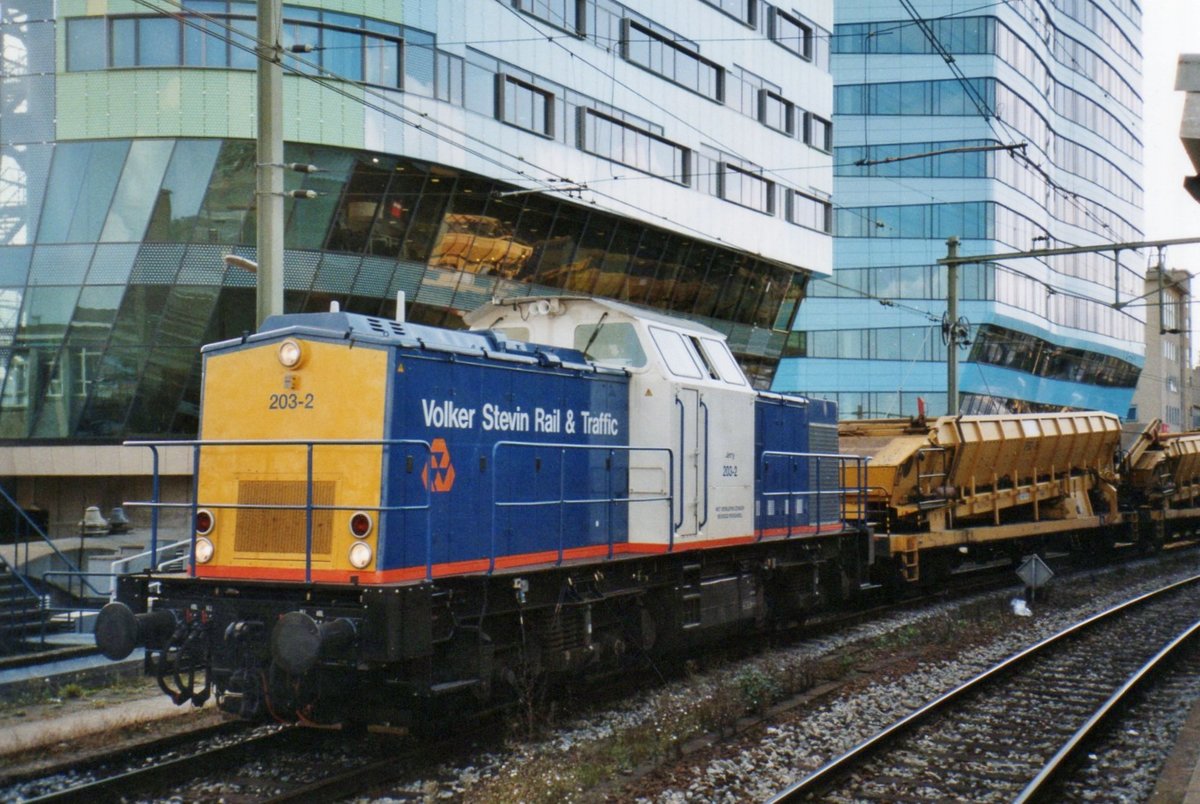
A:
[[1114, 249, 1121, 309], [1183, 276, 1193, 429], [946, 236, 959, 416], [256, 0, 284, 326]]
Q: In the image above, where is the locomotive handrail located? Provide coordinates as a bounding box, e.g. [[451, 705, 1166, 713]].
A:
[[125, 438, 433, 583], [759, 450, 870, 539], [675, 397, 685, 531], [699, 398, 710, 531], [489, 441, 674, 572]]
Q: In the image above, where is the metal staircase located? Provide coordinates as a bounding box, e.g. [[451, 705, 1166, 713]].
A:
[[0, 483, 98, 655], [0, 558, 44, 653]]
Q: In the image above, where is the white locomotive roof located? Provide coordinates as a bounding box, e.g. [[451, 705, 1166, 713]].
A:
[[464, 295, 727, 340]]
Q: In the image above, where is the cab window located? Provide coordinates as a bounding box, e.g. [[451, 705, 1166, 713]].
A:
[[574, 322, 647, 367], [699, 337, 747, 385], [493, 326, 530, 341], [649, 326, 703, 379]]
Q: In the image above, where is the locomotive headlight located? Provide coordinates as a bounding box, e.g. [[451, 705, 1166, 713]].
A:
[[348, 540, 373, 569], [195, 537, 214, 564], [349, 511, 373, 538], [278, 339, 304, 368]]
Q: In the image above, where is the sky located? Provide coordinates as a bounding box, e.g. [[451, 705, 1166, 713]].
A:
[[1142, 1, 1200, 274]]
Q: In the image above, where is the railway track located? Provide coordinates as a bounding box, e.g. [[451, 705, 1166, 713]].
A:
[[8, 711, 492, 803], [768, 573, 1200, 802], [7, 548, 1195, 804], [11, 724, 294, 803]]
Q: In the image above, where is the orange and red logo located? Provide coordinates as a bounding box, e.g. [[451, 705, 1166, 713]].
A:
[[422, 437, 456, 492]]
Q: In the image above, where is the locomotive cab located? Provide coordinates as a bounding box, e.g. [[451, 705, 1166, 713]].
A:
[[466, 296, 758, 547]]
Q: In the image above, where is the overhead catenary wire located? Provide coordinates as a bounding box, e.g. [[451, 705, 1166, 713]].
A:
[[127, 0, 1148, 315], [883, 1, 1141, 243], [127, 0, 771, 251], [116, 0, 957, 246]]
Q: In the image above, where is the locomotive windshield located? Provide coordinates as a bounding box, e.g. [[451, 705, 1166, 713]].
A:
[[574, 322, 647, 367]]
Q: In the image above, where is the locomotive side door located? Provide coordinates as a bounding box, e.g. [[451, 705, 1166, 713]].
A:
[[676, 386, 703, 538]]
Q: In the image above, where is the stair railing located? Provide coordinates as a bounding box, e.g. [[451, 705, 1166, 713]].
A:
[[0, 482, 104, 598]]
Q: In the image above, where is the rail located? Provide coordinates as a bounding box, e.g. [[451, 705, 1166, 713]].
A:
[[125, 439, 433, 583], [1015, 616, 1200, 802], [699, 398, 710, 530], [120, 439, 869, 582], [675, 397, 685, 530], [767, 572, 1200, 802], [915, 446, 949, 496], [758, 451, 870, 538], [490, 441, 674, 568]]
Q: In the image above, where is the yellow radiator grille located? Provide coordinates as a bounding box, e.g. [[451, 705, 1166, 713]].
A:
[[234, 481, 335, 556]]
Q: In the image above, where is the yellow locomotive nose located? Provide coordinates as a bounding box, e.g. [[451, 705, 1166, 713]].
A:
[[195, 334, 388, 580]]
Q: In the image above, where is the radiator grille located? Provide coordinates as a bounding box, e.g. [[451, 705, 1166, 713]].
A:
[[234, 481, 335, 555]]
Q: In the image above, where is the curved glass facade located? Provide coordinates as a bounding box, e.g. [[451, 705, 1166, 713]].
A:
[[0, 0, 837, 446], [0, 138, 809, 440]]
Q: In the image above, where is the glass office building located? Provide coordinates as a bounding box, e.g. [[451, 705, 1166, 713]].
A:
[[0, 0, 835, 444], [774, 1, 1145, 418]]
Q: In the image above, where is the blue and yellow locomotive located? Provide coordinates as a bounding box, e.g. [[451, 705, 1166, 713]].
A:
[[95, 296, 866, 726]]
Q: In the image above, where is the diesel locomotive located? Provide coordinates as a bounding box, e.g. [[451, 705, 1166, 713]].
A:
[[95, 296, 868, 726], [94, 293, 1200, 727]]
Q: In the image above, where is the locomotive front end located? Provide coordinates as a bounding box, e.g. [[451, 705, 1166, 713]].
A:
[[194, 327, 389, 582], [97, 316, 398, 721]]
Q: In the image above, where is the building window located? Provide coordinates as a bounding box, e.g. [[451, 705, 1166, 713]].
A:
[[436, 52, 464, 105], [788, 190, 832, 233], [806, 113, 832, 152], [622, 20, 723, 102], [497, 74, 555, 137], [1, 354, 28, 409], [759, 90, 794, 135], [836, 201, 990, 239], [1163, 295, 1179, 330], [700, 0, 756, 26], [579, 109, 690, 184], [45, 360, 65, 399], [720, 163, 774, 214], [67, 9, 406, 89], [514, 0, 584, 35], [66, 18, 107, 71], [770, 8, 813, 60]]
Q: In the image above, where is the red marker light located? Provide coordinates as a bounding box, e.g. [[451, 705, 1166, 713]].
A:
[[349, 511, 373, 538], [196, 509, 214, 535]]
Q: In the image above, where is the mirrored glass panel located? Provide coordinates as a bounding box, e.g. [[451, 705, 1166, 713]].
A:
[[102, 140, 175, 243]]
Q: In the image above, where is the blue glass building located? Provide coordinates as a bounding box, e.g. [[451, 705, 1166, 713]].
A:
[[773, 1, 1145, 418]]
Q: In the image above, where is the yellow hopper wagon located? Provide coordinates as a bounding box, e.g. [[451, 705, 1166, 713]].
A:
[[1122, 419, 1200, 545], [839, 412, 1123, 584]]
